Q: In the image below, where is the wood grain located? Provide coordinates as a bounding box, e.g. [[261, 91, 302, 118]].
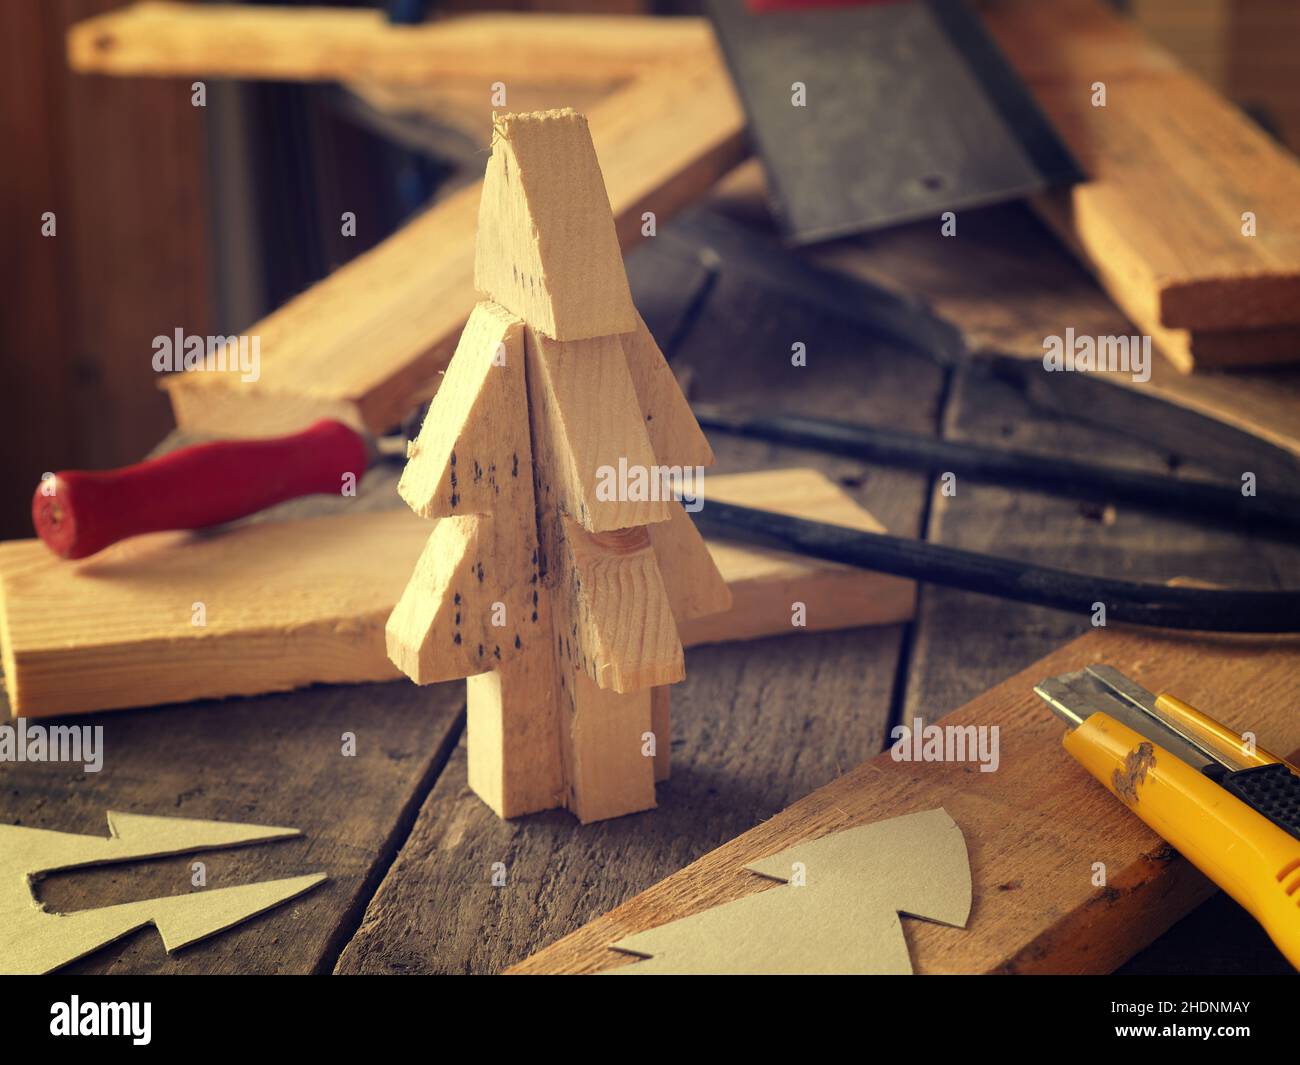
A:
[[555, 521, 684, 694], [1133, 0, 1300, 155], [396, 302, 529, 520], [359, 215, 1299, 976], [492, 118, 716, 818], [387, 304, 544, 689], [680, 468, 914, 645], [0, 470, 912, 719], [983, 0, 1300, 335], [434, 106, 728, 817], [476, 110, 638, 342], [69, 3, 711, 85], [466, 622, 565, 819], [512, 628, 1300, 974], [650, 503, 737, 637], [0, 512, 426, 719], [524, 328, 670, 534]]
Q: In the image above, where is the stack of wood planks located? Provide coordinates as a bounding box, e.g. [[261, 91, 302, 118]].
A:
[[984, 0, 1300, 372]]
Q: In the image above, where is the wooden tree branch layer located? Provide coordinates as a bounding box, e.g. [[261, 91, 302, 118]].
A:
[[158, 60, 744, 438], [984, 0, 1300, 336], [512, 627, 1300, 974], [387, 303, 542, 686], [0, 469, 914, 719], [68, 3, 712, 86]]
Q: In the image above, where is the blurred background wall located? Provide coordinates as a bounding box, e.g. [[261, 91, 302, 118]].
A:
[[2, 0, 212, 542]]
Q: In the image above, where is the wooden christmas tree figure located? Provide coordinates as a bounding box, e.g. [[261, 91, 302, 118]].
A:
[[386, 109, 731, 823]]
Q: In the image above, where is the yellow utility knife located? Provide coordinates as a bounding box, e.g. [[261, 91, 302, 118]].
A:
[[1034, 664, 1300, 969]]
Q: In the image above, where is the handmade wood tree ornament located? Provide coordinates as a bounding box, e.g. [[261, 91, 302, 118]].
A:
[[606, 809, 972, 974], [387, 108, 731, 824], [0, 811, 325, 975]]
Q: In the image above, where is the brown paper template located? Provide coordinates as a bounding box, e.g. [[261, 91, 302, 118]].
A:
[[608, 808, 971, 974], [0, 810, 325, 975]]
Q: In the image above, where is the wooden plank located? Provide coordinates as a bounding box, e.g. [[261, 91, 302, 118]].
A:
[[898, 357, 1300, 972], [1032, 199, 1300, 373], [68, 3, 711, 85], [0, 469, 913, 719], [511, 627, 1300, 974], [1174, 324, 1300, 371], [161, 60, 746, 437], [680, 469, 914, 646], [982, 0, 1300, 335], [331, 250, 944, 975]]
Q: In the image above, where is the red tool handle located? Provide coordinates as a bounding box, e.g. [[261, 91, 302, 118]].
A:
[[32, 419, 369, 560]]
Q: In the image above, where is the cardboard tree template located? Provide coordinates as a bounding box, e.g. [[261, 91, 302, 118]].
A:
[[386, 109, 732, 824], [606, 809, 972, 974], [0, 812, 325, 975]]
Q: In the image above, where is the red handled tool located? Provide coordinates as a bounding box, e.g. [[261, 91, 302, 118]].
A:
[[32, 419, 372, 560]]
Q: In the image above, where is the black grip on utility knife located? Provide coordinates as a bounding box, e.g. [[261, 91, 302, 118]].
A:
[[1209, 763, 1300, 840]]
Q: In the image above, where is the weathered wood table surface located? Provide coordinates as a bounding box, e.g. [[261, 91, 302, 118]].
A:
[[5, 203, 1297, 975]]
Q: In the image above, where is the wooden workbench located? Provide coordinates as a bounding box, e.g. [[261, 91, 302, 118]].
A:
[[4, 205, 1298, 975]]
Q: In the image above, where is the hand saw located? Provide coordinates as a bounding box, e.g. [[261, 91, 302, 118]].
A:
[[706, 0, 1084, 243]]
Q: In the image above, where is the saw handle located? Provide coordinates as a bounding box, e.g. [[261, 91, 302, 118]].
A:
[[32, 419, 369, 560]]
